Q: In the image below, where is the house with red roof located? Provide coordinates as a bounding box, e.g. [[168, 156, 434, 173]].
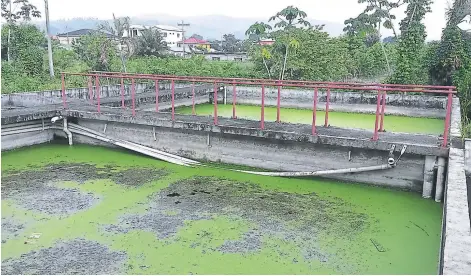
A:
[[177, 37, 211, 51]]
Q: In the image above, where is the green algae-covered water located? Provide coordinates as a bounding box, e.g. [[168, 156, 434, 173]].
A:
[[1, 144, 442, 274], [175, 104, 444, 135]]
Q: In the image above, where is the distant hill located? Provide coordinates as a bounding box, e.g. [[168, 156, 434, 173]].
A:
[[33, 13, 346, 40]]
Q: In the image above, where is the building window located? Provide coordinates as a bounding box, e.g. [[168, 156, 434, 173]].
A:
[[163, 32, 167, 37], [177, 33, 180, 38], [132, 29, 138, 37], [234, 57, 243, 62], [212, 57, 221, 61]]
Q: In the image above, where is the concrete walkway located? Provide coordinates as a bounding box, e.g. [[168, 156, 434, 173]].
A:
[[441, 98, 471, 275]]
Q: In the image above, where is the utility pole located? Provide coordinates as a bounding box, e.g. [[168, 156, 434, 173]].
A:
[[177, 20, 190, 58], [44, 0, 55, 78], [7, 0, 12, 63]]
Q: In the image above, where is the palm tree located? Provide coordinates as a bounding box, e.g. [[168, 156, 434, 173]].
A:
[[269, 6, 310, 80], [98, 13, 133, 72], [245, 22, 273, 78], [135, 28, 168, 57]]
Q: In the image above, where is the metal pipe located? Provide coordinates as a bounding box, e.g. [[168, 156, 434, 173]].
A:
[[435, 157, 446, 202], [121, 78, 125, 109], [232, 81, 236, 119], [88, 76, 93, 105], [261, 84, 265, 130], [443, 93, 453, 147], [63, 117, 73, 146], [171, 80, 175, 121], [373, 90, 382, 140], [155, 79, 159, 112], [192, 82, 195, 115], [324, 88, 330, 127], [61, 73, 67, 109], [235, 164, 393, 177], [277, 81, 281, 122], [213, 82, 218, 125], [95, 76, 101, 113], [68, 127, 193, 167], [131, 78, 136, 117], [1, 126, 51, 136], [68, 123, 199, 165], [422, 156, 436, 199], [379, 91, 386, 132], [85, 71, 457, 90], [312, 87, 318, 135], [64, 72, 457, 94]]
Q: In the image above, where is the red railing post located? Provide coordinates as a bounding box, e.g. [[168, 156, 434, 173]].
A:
[[324, 87, 330, 127], [61, 73, 67, 109], [372, 90, 382, 140], [312, 87, 318, 135], [379, 91, 386, 132], [277, 80, 281, 122], [261, 84, 265, 130], [155, 79, 159, 112], [120, 77, 125, 109], [213, 82, 218, 125], [442, 91, 453, 147], [88, 76, 93, 105], [131, 78, 136, 117], [192, 82, 196, 115], [232, 80, 237, 119], [95, 76, 101, 113], [171, 80, 175, 121]]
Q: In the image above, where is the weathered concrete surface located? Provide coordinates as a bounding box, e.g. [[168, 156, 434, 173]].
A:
[[1, 120, 55, 151], [1, 104, 448, 157], [73, 117, 426, 191], [1, 82, 205, 109], [441, 148, 471, 274], [441, 97, 471, 275]]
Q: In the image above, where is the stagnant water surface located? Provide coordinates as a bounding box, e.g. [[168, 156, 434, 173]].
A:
[[175, 104, 444, 135], [1, 144, 442, 274]]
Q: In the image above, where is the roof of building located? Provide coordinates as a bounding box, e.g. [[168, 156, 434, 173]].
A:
[[178, 37, 208, 44], [155, 24, 182, 32], [57, 29, 114, 38], [169, 45, 192, 53], [129, 24, 182, 32]]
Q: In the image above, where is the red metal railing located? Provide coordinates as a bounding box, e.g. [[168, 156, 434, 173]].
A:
[[61, 72, 457, 147]]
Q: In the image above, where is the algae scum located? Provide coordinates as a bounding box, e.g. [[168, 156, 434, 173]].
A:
[[1, 144, 442, 274], [175, 104, 444, 135]]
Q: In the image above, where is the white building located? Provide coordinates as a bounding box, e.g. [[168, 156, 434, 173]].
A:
[[124, 24, 183, 46]]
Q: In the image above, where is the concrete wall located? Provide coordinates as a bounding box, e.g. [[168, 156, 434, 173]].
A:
[[224, 86, 447, 109], [72, 117, 427, 192], [1, 129, 54, 151], [1, 82, 192, 108], [440, 97, 471, 274]]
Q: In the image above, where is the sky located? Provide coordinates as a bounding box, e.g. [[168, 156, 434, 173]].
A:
[[23, 0, 450, 40]]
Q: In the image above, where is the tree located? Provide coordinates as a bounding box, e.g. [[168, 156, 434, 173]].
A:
[[428, 0, 471, 121], [246, 22, 273, 78], [190, 34, 203, 40], [135, 28, 168, 57], [98, 14, 133, 72], [222, 33, 244, 53], [72, 33, 118, 72], [344, 0, 405, 76], [1, 0, 41, 63], [1, 24, 46, 76], [390, 0, 432, 84], [269, 5, 311, 80], [1, 0, 40, 22]]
